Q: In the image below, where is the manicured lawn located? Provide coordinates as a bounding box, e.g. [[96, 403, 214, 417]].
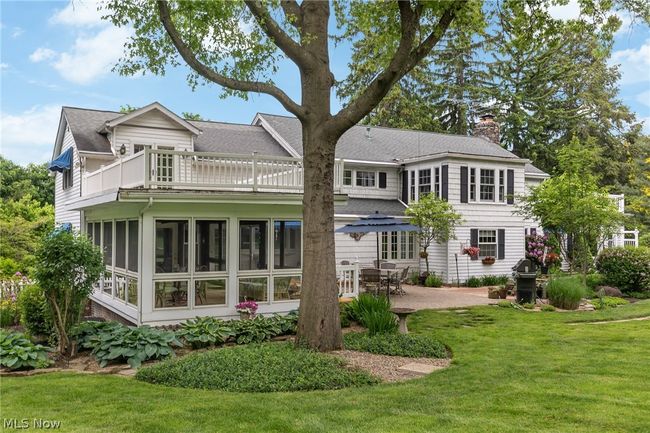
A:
[[3, 301, 650, 433]]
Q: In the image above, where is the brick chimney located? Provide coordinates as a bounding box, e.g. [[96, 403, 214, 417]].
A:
[[474, 114, 500, 145]]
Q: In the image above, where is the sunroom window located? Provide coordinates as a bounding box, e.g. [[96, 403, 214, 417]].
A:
[[239, 221, 268, 271], [155, 220, 188, 273], [274, 221, 301, 269], [195, 220, 227, 272]]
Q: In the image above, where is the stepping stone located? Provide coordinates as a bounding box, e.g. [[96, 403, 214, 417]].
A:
[[397, 363, 438, 374]]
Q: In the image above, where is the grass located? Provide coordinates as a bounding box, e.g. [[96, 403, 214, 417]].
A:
[[135, 342, 378, 392], [2, 301, 650, 432]]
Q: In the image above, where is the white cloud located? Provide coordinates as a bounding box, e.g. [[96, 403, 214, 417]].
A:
[[0, 63, 8, 70], [0, 105, 62, 165], [50, 1, 105, 27], [639, 116, 650, 134], [11, 26, 24, 38], [548, 1, 581, 21], [52, 26, 131, 85], [610, 39, 650, 85], [29, 47, 57, 63]]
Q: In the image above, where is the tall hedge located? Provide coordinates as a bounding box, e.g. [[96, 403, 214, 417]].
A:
[[595, 247, 650, 292]]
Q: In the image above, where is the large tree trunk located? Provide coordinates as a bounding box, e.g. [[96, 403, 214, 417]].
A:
[[296, 126, 342, 351]]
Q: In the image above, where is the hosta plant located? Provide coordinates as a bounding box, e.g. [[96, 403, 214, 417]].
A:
[[177, 317, 233, 349], [230, 316, 283, 344], [80, 324, 182, 368], [0, 330, 52, 370]]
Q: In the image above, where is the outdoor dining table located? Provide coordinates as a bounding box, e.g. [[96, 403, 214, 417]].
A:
[[379, 268, 396, 301]]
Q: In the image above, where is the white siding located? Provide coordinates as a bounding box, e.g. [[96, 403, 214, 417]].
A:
[[340, 165, 400, 200], [334, 218, 419, 272], [112, 110, 194, 157], [54, 127, 82, 229]]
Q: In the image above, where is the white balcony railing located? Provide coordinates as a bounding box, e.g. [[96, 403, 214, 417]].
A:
[[603, 229, 639, 249], [83, 148, 345, 196]]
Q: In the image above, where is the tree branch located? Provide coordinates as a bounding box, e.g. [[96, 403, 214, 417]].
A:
[[280, 0, 303, 30], [156, 0, 305, 117], [244, 0, 312, 67], [328, 0, 466, 136]]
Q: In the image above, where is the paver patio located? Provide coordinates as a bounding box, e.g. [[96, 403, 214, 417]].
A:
[[390, 284, 513, 310]]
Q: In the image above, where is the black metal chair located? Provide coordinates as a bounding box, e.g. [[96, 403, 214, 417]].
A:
[[389, 266, 410, 296], [360, 268, 382, 295]]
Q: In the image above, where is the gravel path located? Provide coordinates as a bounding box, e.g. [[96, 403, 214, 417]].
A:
[[331, 350, 450, 382]]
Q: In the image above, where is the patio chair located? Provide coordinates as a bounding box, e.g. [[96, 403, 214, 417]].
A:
[[360, 268, 382, 295], [389, 266, 410, 296], [373, 259, 386, 269], [380, 262, 396, 269]]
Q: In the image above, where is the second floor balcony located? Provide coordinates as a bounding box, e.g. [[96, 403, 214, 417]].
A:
[[83, 148, 345, 196]]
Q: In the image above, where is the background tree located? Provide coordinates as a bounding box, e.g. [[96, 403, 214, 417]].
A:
[[103, 0, 470, 351], [405, 194, 462, 274], [516, 138, 623, 278], [181, 112, 203, 121], [0, 157, 54, 206], [34, 230, 103, 355]]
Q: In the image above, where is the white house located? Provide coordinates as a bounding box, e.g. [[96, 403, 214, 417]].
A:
[[50, 102, 551, 325]]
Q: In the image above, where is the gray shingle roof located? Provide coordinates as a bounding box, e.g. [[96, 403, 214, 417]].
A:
[[258, 113, 521, 162], [335, 198, 407, 216], [61, 107, 290, 157], [524, 163, 548, 176]]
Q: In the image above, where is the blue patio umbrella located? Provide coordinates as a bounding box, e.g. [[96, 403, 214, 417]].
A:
[[335, 211, 419, 266]]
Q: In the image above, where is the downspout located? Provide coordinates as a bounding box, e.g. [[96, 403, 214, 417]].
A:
[[137, 197, 154, 325]]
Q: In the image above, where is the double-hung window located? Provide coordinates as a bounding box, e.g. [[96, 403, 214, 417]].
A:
[[343, 170, 352, 186], [356, 171, 376, 187], [480, 169, 495, 201], [62, 168, 73, 190], [478, 230, 497, 257], [418, 169, 431, 197]]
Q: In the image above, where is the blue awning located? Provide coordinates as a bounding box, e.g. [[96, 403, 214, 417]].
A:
[[48, 147, 73, 172]]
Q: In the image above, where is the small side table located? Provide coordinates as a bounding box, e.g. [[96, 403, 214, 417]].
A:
[[390, 307, 416, 334]]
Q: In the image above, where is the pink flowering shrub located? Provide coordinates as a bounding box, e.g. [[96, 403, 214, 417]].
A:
[[525, 234, 550, 266], [595, 246, 650, 292], [463, 247, 480, 258]]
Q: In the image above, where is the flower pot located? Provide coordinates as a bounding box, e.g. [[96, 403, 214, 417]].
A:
[[419, 251, 428, 259], [482, 257, 495, 265], [498, 287, 508, 299], [239, 312, 252, 320]]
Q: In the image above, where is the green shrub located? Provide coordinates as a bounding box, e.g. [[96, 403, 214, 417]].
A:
[[70, 320, 123, 348], [585, 273, 605, 290], [339, 303, 350, 328], [595, 247, 650, 292], [0, 258, 20, 278], [343, 332, 447, 358], [177, 317, 233, 349], [424, 273, 443, 287], [546, 276, 587, 310], [0, 330, 51, 370], [466, 276, 482, 287], [78, 324, 182, 368], [345, 293, 390, 325], [522, 302, 535, 310], [136, 342, 378, 392], [362, 310, 398, 335], [497, 300, 514, 308], [540, 304, 556, 312], [592, 296, 629, 310], [410, 272, 420, 285], [17, 284, 53, 337], [627, 291, 650, 299], [0, 298, 18, 328]]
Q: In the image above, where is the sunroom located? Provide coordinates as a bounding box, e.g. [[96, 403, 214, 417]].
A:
[[80, 194, 311, 326]]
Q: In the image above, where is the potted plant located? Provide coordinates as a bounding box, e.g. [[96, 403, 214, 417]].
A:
[[235, 300, 258, 320], [463, 247, 480, 260], [544, 252, 560, 274], [482, 256, 495, 265]]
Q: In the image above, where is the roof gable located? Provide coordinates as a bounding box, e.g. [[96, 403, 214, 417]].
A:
[[103, 102, 201, 135]]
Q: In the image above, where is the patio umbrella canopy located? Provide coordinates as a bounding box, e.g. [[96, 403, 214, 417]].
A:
[[335, 211, 419, 266]]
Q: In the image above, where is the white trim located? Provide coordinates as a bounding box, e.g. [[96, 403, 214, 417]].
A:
[[104, 102, 202, 136], [403, 152, 529, 165], [253, 114, 301, 158]]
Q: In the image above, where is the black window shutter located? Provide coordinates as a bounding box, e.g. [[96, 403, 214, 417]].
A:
[[441, 165, 448, 201], [498, 229, 505, 260], [470, 229, 479, 261], [401, 170, 408, 202], [460, 166, 468, 203], [507, 169, 515, 204], [379, 172, 387, 189]]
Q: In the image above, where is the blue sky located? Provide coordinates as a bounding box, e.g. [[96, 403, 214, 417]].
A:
[[1, 0, 649, 166]]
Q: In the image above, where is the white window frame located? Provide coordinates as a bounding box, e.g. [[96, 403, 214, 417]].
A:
[[470, 168, 476, 201], [343, 170, 352, 186], [478, 229, 497, 258], [409, 170, 416, 202], [381, 232, 416, 260], [479, 169, 496, 202], [355, 170, 377, 188], [62, 168, 73, 190], [418, 169, 431, 197], [499, 170, 505, 203]]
